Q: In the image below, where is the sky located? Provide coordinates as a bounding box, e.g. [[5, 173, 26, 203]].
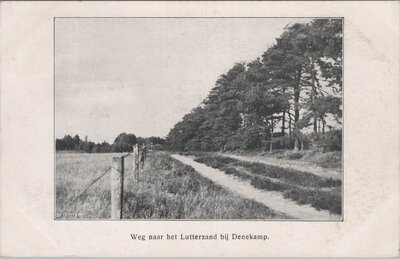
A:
[[55, 18, 312, 143]]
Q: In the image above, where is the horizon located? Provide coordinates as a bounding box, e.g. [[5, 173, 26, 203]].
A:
[[55, 18, 312, 143]]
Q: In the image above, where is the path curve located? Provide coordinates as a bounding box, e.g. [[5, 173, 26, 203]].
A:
[[172, 154, 341, 220], [220, 153, 342, 180]]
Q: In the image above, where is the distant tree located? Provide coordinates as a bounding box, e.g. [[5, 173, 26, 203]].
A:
[[63, 135, 75, 150], [79, 141, 95, 153], [136, 137, 146, 145], [56, 139, 66, 150], [112, 133, 137, 152], [100, 141, 111, 152], [72, 135, 81, 150], [92, 144, 100, 153], [56, 135, 117, 153], [147, 136, 166, 145]]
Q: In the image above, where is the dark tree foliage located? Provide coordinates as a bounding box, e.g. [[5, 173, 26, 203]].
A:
[[166, 19, 342, 152], [111, 133, 137, 152], [56, 134, 166, 153]]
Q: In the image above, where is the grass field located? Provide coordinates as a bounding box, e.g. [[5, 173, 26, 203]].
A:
[[190, 153, 342, 215], [56, 151, 289, 219]]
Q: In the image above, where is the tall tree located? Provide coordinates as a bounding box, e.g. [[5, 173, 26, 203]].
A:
[[166, 19, 342, 153]]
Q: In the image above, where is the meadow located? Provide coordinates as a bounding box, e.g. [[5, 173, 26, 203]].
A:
[[56, 151, 290, 219]]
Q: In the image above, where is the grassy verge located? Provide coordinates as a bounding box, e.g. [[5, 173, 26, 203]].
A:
[[123, 152, 287, 219], [248, 149, 342, 169], [192, 153, 342, 215], [194, 155, 341, 188], [56, 152, 288, 219]]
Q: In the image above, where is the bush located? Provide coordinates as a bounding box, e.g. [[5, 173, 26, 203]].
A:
[[302, 150, 342, 169], [316, 152, 342, 168], [285, 152, 304, 160], [315, 130, 342, 152], [250, 176, 289, 192], [223, 166, 239, 175], [194, 157, 224, 169], [248, 163, 266, 175], [283, 189, 342, 215], [221, 166, 251, 180]]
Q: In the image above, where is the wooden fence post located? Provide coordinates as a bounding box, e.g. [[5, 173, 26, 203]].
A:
[[142, 144, 147, 163], [139, 144, 143, 171], [111, 156, 124, 219], [132, 144, 140, 182], [132, 144, 137, 180]]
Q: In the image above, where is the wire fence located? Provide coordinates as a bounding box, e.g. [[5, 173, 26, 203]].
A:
[[67, 146, 147, 219], [70, 152, 133, 204], [71, 166, 113, 204]]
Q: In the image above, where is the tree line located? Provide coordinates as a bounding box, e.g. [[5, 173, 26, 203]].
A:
[[56, 133, 165, 153], [166, 19, 342, 152]]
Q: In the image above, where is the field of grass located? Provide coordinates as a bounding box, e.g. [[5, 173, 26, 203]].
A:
[[191, 153, 342, 215], [56, 151, 288, 219], [56, 153, 114, 218]]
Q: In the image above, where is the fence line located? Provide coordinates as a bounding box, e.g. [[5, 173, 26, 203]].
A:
[[71, 166, 112, 204], [111, 156, 124, 219], [122, 152, 133, 158], [68, 146, 148, 219]]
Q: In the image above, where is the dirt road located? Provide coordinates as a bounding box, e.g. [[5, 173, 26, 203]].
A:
[[172, 154, 341, 220], [220, 153, 341, 180]]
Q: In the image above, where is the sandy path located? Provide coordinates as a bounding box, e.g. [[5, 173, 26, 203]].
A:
[[172, 154, 341, 220], [220, 153, 341, 180]]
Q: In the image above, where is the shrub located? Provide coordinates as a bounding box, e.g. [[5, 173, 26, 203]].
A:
[[320, 178, 342, 188], [285, 152, 304, 160], [248, 163, 266, 175], [194, 157, 223, 169], [315, 130, 342, 152], [250, 176, 289, 192], [221, 166, 251, 180], [223, 166, 239, 175], [283, 189, 342, 215], [302, 150, 342, 169]]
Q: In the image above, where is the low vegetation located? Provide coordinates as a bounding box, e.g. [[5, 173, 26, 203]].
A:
[[56, 153, 116, 218], [192, 153, 342, 215], [257, 149, 342, 169], [56, 152, 288, 219]]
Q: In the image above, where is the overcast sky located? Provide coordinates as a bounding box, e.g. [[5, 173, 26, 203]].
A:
[[55, 18, 311, 143]]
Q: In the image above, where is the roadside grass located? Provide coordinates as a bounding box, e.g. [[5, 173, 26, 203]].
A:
[[238, 161, 341, 188], [192, 153, 342, 215], [56, 151, 287, 219], [228, 149, 342, 169], [195, 155, 341, 188], [260, 149, 342, 169], [302, 151, 342, 169], [123, 152, 287, 219], [283, 188, 342, 214]]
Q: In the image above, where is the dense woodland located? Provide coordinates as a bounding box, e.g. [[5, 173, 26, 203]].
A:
[[166, 19, 342, 152]]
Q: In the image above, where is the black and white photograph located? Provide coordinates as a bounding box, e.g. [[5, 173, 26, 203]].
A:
[[55, 17, 343, 221], [2, 1, 400, 257]]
